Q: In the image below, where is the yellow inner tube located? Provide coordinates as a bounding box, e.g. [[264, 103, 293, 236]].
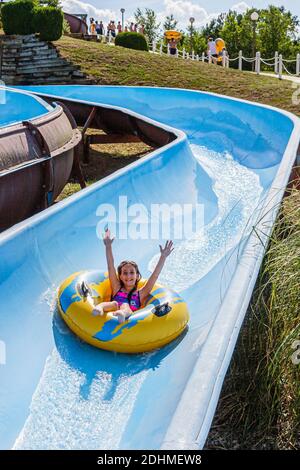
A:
[[215, 38, 226, 62], [57, 270, 189, 354], [164, 30, 182, 41]]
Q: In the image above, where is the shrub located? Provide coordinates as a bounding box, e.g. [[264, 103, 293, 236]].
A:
[[33, 6, 63, 41], [1, 0, 37, 35], [115, 32, 148, 52], [63, 18, 71, 35]]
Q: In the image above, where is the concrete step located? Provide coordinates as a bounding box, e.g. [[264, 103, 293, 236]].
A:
[[16, 64, 77, 74], [2, 49, 18, 55], [3, 51, 30, 58], [2, 58, 19, 64], [20, 43, 49, 51], [16, 59, 77, 70], [5, 75, 94, 85], [16, 57, 59, 66], [14, 72, 70, 80], [16, 68, 75, 76], [1, 41, 22, 48], [0, 75, 15, 82], [22, 36, 38, 43], [32, 50, 58, 58], [1, 34, 89, 86], [3, 45, 50, 57], [6, 60, 82, 71], [12, 77, 72, 85], [3, 54, 59, 66], [22, 50, 58, 59], [1, 65, 17, 72]]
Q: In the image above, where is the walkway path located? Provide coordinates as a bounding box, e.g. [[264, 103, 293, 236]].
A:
[[250, 71, 300, 84]]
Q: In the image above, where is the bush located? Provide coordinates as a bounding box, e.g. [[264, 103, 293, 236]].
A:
[[1, 0, 37, 35], [1, 1, 63, 41], [115, 32, 148, 52], [33, 6, 63, 41], [63, 18, 71, 35]]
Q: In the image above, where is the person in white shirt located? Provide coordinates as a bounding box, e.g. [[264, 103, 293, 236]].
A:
[[207, 37, 218, 65]]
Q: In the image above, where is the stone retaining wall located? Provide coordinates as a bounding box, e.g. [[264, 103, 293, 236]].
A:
[[0, 34, 93, 85]]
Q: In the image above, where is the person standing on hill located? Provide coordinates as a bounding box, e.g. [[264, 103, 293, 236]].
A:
[[207, 37, 218, 65], [90, 20, 96, 36], [98, 21, 104, 36], [111, 21, 116, 38], [117, 21, 122, 34], [138, 24, 145, 35], [169, 38, 178, 56]]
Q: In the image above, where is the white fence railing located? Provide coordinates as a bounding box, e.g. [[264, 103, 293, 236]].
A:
[[149, 41, 300, 80], [76, 33, 300, 80], [71, 30, 116, 44]]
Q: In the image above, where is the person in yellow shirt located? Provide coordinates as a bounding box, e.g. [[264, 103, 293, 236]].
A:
[[90, 21, 96, 36]]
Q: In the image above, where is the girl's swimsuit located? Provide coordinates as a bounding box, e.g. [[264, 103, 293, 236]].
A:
[[112, 289, 141, 312]]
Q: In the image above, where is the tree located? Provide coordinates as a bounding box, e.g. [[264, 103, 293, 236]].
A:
[[220, 6, 300, 70], [163, 14, 178, 31], [186, 22, 196, 54], [39, 0, 61, 6], [63, 18, 71, 35], [258, 6, 299, 59], [202, 13, 226, 40], [134, 8, 160, 43], [182, 29, 207, 56], [221, 11, 243, 61]]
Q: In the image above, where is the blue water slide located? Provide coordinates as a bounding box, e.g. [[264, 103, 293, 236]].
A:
[[0, 85, 299, 450], [0, 87, 54, 127]]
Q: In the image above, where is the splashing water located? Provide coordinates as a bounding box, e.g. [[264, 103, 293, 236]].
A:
[[149, 145, 263, 291], [13, 347, 151, 450], [39, 285, 57, 313]]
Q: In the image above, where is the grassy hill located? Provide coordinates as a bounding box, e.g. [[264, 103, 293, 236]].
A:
[[55, 36, 300, 118]]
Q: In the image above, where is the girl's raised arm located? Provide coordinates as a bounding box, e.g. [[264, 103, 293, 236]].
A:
[[103, 229, 120, 296], [139, 241, 174, 305]]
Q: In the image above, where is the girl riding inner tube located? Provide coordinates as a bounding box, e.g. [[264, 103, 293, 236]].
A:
[[57, 270, 189, 354]]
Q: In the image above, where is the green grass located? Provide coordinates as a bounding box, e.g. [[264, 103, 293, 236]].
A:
[[56, 129, 152, 202], [55, 36, 300, 118], [205, 187, 300, 449], [54, 36, 300, 448]]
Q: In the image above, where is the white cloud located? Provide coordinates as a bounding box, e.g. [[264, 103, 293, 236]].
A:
[[61, 0, 217, 32], [61, 0, 251, 32], [158, 0, 218, 29], [61, 0, 117, 24], [163, 0, 209, 23], [157, 1, 251, 30], [231, 2, 250, 14]]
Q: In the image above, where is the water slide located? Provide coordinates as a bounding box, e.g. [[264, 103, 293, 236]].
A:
[[1, 86, 299, 450], [0, 87, 80, 231], [64, 13, 88, 35]]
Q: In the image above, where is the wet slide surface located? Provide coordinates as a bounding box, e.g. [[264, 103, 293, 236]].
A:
[[0, 87, 53, 128], [1, 86, 299, 449]]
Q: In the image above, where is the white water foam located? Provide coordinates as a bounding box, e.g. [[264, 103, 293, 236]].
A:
[[13, 347, 150, 450], [149, 145, 263, 291]]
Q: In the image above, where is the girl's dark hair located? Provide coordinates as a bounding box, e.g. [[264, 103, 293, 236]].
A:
[[117, 261, 142, 304]]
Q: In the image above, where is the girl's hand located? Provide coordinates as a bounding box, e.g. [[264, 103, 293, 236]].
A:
[[103, 228, 114, 246], [159, 240, 174, 259]]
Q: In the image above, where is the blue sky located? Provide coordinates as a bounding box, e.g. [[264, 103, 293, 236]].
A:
[[61, 1, 300, 29], [91, 1, 300, 17]]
